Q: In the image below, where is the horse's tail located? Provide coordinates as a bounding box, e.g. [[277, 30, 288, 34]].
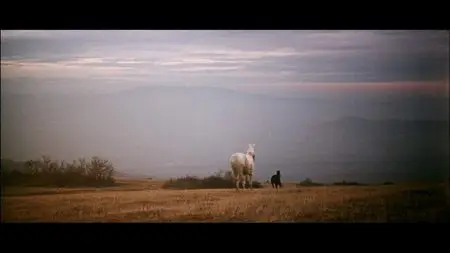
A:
[[229, 153, 239, 180]]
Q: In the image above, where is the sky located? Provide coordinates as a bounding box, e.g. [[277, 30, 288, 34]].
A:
[[1, 30, 449, 97]]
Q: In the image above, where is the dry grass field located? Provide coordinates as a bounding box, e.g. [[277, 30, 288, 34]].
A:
[[2, 179, 449, 222]]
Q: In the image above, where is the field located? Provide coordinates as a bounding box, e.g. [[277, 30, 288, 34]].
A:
[[2, 178, 449, 222]]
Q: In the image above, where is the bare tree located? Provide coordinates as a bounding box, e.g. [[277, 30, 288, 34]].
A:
[[59, 160, 66, 173], [78, 158, 88, 176], [88, 156, 115, 181], [24, 160, 37, 175], [41, 155, 52, 173], [49, 160, 59, 174]]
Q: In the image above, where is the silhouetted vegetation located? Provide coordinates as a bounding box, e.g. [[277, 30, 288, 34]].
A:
[[333, 180, 366, 186], [383, 181, 395, 185], [1, 155, 117, 187], [162, 170, 263, 190], [297, 178, 324, 187], [297, 178, 371, 187]]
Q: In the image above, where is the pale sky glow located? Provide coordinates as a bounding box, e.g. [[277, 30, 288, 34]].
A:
[[1, 30, 448, 96]]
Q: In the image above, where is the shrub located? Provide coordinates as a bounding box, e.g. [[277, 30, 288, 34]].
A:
[[1, 155, 117, 188], [297, 178, 324, 187], [162, 170, 263, 190], [332, 180, 365, 186]]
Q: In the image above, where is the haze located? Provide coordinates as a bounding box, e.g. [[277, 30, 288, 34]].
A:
[[1, 30, 449, 183]]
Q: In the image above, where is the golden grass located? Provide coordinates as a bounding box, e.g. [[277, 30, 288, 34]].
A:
[[2, 180, 448, 222], [1, 178, 165, 197]]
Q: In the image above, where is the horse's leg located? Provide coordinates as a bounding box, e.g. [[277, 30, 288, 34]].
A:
[[242, 175, 246, 190], [235, 175, 240, 191], [249, 175, 253, 189]]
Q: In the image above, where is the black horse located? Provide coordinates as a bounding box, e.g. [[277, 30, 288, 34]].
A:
[[270, 170, 282, 189]]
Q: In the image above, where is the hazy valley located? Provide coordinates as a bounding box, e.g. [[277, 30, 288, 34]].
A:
[[2, 86, 448, 183]]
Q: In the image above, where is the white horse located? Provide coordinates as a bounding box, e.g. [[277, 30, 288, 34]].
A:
[[229, 144, 256, 191]]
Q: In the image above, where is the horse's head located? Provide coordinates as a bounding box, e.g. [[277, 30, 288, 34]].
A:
[[246, 143, 256, 161]]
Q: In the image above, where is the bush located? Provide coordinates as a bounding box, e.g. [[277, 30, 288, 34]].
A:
[[1, 155, 117, 188], [332, 180, 365, 186], [297, 178, 324, 187], [161, 170, 263, 190]]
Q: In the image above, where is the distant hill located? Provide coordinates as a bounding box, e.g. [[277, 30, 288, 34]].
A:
[[2, 86, 449, 182], [301, 117, 449, 159], [276, 117, 450, 183]]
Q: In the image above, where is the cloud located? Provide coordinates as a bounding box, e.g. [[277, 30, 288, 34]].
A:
[[1, 30, 448, 95], [1, 58, 133, 81]]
